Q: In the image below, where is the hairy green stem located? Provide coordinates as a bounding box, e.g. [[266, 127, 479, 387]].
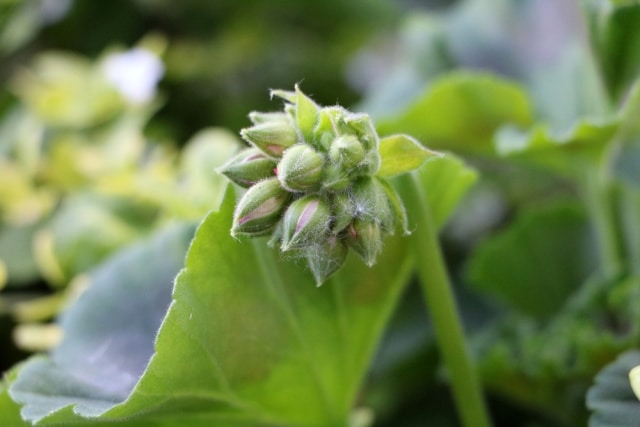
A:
[[403, 173, 492, 427]]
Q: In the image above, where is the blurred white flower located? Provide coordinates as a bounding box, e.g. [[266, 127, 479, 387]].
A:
[[102, 48, 164, 105]]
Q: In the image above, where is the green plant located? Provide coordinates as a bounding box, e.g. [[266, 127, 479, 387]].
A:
[[4, 1, 640, 426]]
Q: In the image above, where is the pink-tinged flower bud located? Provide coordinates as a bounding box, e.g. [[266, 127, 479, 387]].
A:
[[329, 135, 365, 169], [277, 144, 324, 192], [281, 196, 331, 251], [218, 148, 277, 188], [346, 219, 382, 267], [240, 120, 298, 158], [306, 237, 348, 286], [232, 178, 290, 237]]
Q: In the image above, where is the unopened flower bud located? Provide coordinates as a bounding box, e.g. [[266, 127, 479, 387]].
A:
[[331, 192, 355, 234], [232, 178, 290, 237], [240, 120, 298, 158], [346, 219, 382, 267], [352, 177, 394, 231], [306, 237, 348, 286], [277, 144, 324, 192], [218, 148, 277, 188], [360, 149, 381, 175], [345, 113, 378, 151], [329, 135, 365, 169], [281, 196, 331, 251], [322, 164, 350, 191]]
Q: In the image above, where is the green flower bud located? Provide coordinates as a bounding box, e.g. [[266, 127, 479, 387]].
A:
[[345, 113, 378, 151], [232, 178, 290, 237], [281, 196, 331, 251], [323, 106, 350, 136], [329, 135, 365, 170], [352, 177, 394, 232], [360, 148, 381, 175], [218, 148, 277, 188], [346, 219, 382, 267], [306, 237, 348, 286], [240, 120, 298, 158], [322, 164, 350, 191], [277, 144, 324, 192], [331, 192, 355, 234]]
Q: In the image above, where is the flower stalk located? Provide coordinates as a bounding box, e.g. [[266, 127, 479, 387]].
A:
[[401, 172, 493, 427]]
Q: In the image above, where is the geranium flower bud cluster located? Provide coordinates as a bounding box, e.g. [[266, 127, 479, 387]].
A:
[[219, 86, 405, 284]]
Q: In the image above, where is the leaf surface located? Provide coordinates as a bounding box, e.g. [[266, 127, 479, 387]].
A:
[[377, 134, 441, 178], [376, 73, 532, 153], [588, 350, 640, 426], [586, 1, 640, 102], [8, 154, 476, 425], [10, 223, 196, 423], [494, 119, 619, 176], [467, 202, 596, 318]]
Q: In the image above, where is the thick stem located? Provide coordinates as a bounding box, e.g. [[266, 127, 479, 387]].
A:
[[402, 173, 492, 427]]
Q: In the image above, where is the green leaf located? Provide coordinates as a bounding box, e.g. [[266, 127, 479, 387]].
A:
[[109, 191, 413, 426], [476, 275, 640, 424], [7, 153, 476, 425], [10, 223, 196, 424], [494, 118, 619, 176], [406, 153, 478, 230], [376, 134, 441, 177], [467, 202, 597, 319], [585, 1, 640, 103], [376, 72, 533, 153], [587, 350, 640, 426], [9, 195, 413, 425], [1, 370, 30, 427]]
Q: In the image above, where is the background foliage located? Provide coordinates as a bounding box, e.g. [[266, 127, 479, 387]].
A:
[[2, 0, 640, 426]]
